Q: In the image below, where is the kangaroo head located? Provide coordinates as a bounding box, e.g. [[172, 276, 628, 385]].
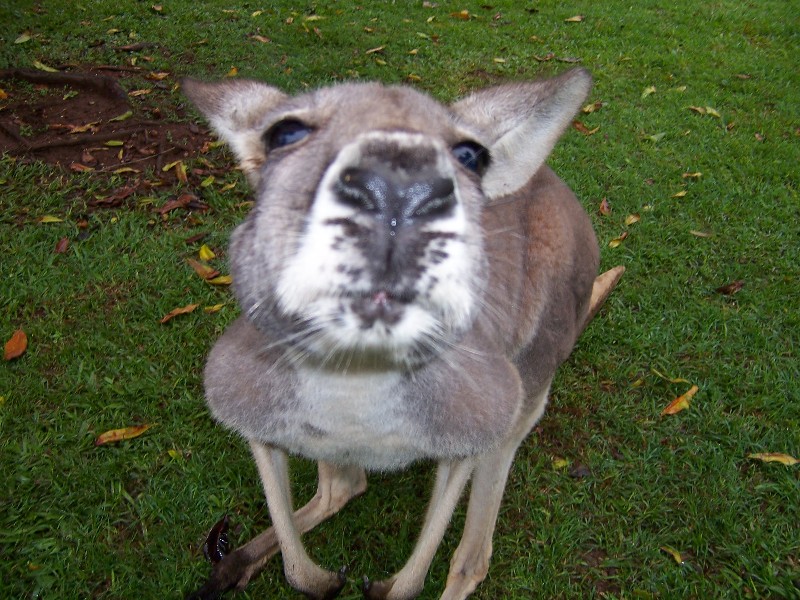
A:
[[182, 69, 591, 368]]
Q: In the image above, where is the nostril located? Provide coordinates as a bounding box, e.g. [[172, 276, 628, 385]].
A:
[[335, 168, 387, 212], [406, 177, 455, 219]]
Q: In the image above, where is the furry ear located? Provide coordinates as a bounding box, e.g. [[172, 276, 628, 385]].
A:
[[181, 77, 287, 186], [451, 68, 591, 200]]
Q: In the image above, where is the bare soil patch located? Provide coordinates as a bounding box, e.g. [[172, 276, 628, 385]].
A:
[[0, 65, 216, 201]]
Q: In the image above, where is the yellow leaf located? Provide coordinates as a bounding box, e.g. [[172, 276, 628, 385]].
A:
[[146, 71, 170, 81], [608, 231, 628, 248], [661, 385, 699, 416], [672, 190, 688, 198], [32, 60, 58, 73], [104, 140, 124, 147], [660, 546, 684, 564], [365, 45, 385, 55], [625, 214, 641, 226], [0, 88, 8, 100], [582, 101, 603, 114], [251, 10, 263, 17], [219, 182, 237, 192], [198, 244, 216, 261], [4, 329, 28, 361], [128, 88, 152, 97], [15, 33, 32, 44], [38, 215, 63, 223], [704, 106, 721, 118], [682, 172, 702, 179], [108, 110, 133, 122], [748, 453, 798, 466], [208, 275, 233, 286], [303, 15, 324, 22], [650, 368, 691, 384], [167, 449, 183, 460], [688, 106, 706, 115], [204, 303, 226, 314], [565, 15, 584, 22], [162, 159, 181, 172], [160, 303, 199, 324], [112, 167, 140, 174], [200, 175, 215, 188], [94, 424, 153, 446], [225, 66, 239, 77], [641, 85, 656, 100], [552, 457, 570, 470]]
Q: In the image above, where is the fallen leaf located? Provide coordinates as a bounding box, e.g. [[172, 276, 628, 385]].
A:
[[565, 15, 584, 22], [650, 368, 691, 384], [672, 190, 688, 198], [644, 132, 665, 143], [704, 106, 721, 118], [54, 238, 69, 254], [94, 424, 153, 446], [70, 162, 94, 172], [104, 140, 124, 147], [682, 172, 702, 179], [641, 85, 656, 100], [660, 546, 684, 564], [112, 167, 140, 175], [146, 71, 170, 80], [152, 4, 163, 12], [38, 215, 63, 223], [573, 120, 600, 135], [0, 88, 8, 100], [715, 280, 744, 295], [598, 198, 612, 216], [365, 45, 385, 55], [754, 132, 764, 142], [450, 10, 470, 20], [108, 110, 133, 122], [208, 275, 233, 286], [552, 457, 570, 470], [688, 106, 707, 115], [32, 60, 58, 72], [160, 303, 199, 324], [187, 258, 219, 280], [625, 213, 641, 226], [15, 32, 32, 44], [68, 121, 100, 134], [4, 329, 27, 360], [493, 57, 506, 64], [582, 101, 603, 114], [250, 34, 271, 43], [608, 231, 628, 248], [225, 66, 239, 77], [747, 453, 798, 466], [128, 88, 152, 97], [200, 175, 215, 188], [204, 303, 226, 314], [690, 230, 713, 238], [533, 53, 555, 62], [661, 385, 699, 416], [198, 244, 216, 261]]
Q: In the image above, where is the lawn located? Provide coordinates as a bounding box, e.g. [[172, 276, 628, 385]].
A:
[[1, 1, 798, 599]]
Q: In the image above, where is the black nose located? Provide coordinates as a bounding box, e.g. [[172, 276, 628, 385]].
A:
[[335, 166, 455, 225]]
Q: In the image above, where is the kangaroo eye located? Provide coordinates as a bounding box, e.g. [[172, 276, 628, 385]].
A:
[[451, 141, 490, 176], [265, 119, 312, 150]]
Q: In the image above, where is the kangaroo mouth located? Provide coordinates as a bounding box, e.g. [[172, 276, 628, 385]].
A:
[[350, 289, 416, 327]]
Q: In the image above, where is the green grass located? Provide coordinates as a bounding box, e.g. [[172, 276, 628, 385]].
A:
[[1, 1, 798, 598]]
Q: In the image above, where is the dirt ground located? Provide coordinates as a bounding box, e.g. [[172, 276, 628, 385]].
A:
[[0, 65, 219, 208]]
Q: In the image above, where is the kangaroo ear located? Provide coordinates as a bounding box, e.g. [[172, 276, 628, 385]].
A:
[[451, 68, 591, 200], [181, 77, 287, 186]]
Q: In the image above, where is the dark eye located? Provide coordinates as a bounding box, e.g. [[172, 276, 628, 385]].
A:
[[265, 119, 312, 150], [452, 141, 490, 176]]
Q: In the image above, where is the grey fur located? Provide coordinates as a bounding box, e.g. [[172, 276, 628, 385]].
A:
[[183, 68, 621, 600]]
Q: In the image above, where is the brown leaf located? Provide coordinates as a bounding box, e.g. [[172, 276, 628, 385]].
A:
[[598, 198, 612, 216], [572, 120, 600, 135], [160, 303, 199, 324], [146, 71, 170, 80], [450, 10, 470, 20], [533, 53, 555, 62], [624, 214, 641, 226], [156, 193, 196, 215], [94, 424, 153, 446], [682, 172, 702, 179], [187, 258, 219, 280], [715, 280, 744, 295], [661, 385, 699, 416], [70, 162, 94, 172], [54, 237, 70, 254], [4, 329, 28, 360]]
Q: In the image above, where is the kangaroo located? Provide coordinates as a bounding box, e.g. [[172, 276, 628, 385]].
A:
[[183, 68, 624, 600]]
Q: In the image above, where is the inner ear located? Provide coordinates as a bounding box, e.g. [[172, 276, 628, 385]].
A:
[[451, 68, 592, 199]]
